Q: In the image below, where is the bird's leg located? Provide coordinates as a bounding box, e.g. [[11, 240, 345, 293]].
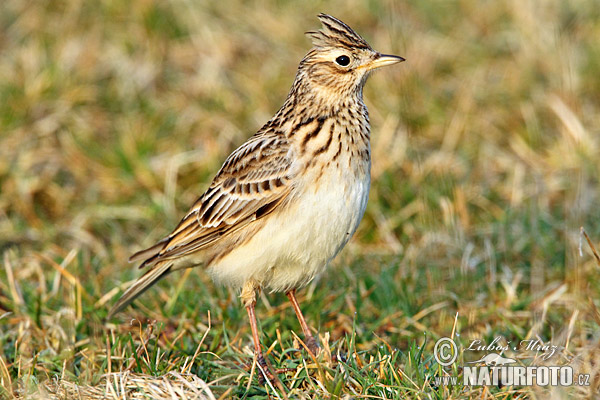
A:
[[286, 289, 319, 356], [242, 280, 275, 382], [245, 301, 272, 375]]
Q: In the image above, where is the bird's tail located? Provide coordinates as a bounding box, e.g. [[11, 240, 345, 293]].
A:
[[107, 261, 173, 319]]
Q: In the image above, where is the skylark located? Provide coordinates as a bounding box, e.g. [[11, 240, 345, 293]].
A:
[[108, 13, 403, 375]]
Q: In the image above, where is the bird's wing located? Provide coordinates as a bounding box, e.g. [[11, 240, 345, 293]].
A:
[[130, 132, 294, 268]]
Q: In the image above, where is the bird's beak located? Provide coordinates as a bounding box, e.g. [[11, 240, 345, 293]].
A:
[[366, 53, 405, 70]]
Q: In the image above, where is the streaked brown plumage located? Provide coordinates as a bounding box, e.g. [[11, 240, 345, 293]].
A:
[[108, 13, 403, 381]]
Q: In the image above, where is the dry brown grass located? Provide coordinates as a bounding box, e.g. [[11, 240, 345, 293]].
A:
[[1, 0, 600, 398], [20, 372, 215, 400]]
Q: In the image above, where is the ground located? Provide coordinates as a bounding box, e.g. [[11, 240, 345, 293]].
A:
[[1, 0, 599, 399]]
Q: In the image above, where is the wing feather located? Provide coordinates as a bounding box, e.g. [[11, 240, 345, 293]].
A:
[[131, 132, 294, 268]]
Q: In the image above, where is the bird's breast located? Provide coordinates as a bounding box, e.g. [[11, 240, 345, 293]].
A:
[[208, 113, 372, 292]]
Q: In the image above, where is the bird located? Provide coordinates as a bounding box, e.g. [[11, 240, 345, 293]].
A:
[[108, 13, 403, 377]]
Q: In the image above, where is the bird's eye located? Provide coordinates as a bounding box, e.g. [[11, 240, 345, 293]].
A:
[[335, 55, 351, 66]]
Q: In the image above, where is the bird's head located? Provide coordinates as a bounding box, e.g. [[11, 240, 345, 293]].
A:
[[295, 14, 404, 103]]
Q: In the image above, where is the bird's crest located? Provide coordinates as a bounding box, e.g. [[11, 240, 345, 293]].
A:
[[307, 14, 372, 50]]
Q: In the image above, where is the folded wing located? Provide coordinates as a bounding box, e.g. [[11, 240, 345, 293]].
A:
[[131, 132, 294, 268]]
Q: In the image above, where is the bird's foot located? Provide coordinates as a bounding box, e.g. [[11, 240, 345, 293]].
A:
[[255, 353, 276, 385], [254, 353, 290, 398], [305, 335, 320, 357]]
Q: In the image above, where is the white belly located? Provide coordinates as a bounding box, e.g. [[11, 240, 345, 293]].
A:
[[208, 168, 370, 292]]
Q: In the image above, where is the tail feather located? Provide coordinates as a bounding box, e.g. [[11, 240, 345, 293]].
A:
[[107, 261, 172, 319], [129, 239, 168, 264]]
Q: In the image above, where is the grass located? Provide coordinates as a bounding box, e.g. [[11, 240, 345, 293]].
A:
[[1, 0, 600, 398]]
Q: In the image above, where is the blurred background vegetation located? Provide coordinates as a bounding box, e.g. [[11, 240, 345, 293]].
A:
[[1, 0, 599, 398]]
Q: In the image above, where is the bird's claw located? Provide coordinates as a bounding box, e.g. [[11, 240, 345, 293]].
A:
[[255, 353, 276, 385]]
